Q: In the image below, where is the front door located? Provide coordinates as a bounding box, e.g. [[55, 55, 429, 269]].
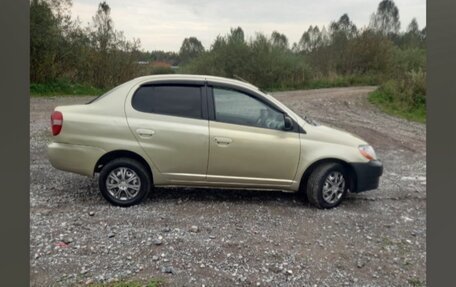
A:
[[206, 87, 301, 187]]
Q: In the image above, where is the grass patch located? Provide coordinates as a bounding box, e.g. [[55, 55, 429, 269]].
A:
[[369, 88, 426, 123], [407, 277, 425, 287], [368, 70, 426, 123], [87, 278, 165, 287], [30, 81, 106, 97]]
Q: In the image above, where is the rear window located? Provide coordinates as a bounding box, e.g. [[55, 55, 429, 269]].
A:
[[132, 85, 203, 119]]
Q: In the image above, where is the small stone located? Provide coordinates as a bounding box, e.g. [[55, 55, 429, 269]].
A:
[[357, 260, 365, 268], [401, 216, 413, 222], [161, 266, 175, 274], [63, 238, 73, 244], [88, 211, 95, 216], [286, 270, 293, 275], [162, 227, 171, 233], [190, 225, 199, 233], [153, 239, 162, 246], [108, 233, 115, 238], [270, 266, 281, 273], [152, 255, 159, 261], [209, 235, 216, 239]]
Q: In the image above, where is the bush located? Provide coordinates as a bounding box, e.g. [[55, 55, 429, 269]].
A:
[[369, 69, 426, 122], [393, 47, 426, 75], [180, 32, 313, 90], [149, 66, 176, 75]]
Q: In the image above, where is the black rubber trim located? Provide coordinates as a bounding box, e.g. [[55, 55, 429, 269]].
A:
[[350, 160, 383, 192], [200, 83, 208, 120], [140, 79, 205, 86], [207, 84, 216, 121]]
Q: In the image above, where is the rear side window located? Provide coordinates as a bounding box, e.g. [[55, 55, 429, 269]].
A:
[[132, 85, 203, 119]]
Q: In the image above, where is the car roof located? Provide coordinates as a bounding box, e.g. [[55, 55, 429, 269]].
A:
[[132, 74, 261, 92]]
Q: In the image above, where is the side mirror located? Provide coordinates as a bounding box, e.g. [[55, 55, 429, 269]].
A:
[[283, 115, 294, 131]]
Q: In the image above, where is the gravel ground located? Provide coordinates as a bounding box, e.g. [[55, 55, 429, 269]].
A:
[[30, 86, 426, 287]]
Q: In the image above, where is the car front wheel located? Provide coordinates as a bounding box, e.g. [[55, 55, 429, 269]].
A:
[[99, 158, 151, 207], [306, 162, 348, 209]]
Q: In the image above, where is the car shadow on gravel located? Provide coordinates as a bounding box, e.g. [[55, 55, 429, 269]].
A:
[[148, 187, 368, 209], [69, 175, 365, 209], [150, 187, 305, 205]]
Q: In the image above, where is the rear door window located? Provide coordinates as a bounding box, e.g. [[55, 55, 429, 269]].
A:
[[132, 85, 203, 119]]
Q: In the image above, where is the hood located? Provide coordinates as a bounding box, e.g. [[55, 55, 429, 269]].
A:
[[303, 124, 367, 147]]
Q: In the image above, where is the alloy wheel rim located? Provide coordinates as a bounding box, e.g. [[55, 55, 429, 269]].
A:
[[106, 167, 141, 201], [322, 171, 345, 204]]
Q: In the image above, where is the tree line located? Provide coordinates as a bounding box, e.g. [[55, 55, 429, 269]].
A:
[[31, 0, 141, 89], [30, 0, 426, 121], [178, 0, 425, 120]]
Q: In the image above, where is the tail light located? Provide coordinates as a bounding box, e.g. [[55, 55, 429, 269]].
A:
[[51, 111, 63, 136]]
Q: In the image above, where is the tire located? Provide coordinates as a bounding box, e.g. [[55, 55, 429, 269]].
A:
[[99, 157, 151, 207], [306, 162, 348, 209]]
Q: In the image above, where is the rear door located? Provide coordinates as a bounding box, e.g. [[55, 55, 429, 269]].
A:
[[125, 82, 209, 183], [206, 85, 301, 187]]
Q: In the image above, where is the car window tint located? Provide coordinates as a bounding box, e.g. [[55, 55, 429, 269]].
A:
[[213, 88, 285, 130], [132, 85, 202, 119]]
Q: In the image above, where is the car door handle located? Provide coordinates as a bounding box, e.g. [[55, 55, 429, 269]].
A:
[[214, 137, 232, 145], [136, 129, 155, 138]]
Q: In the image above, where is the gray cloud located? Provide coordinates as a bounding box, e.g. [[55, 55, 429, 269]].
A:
[[72, 0, 426, 51]]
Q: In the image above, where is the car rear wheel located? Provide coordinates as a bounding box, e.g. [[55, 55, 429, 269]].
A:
[[99, 158, 151, 207], [306, 162, 348, 209]]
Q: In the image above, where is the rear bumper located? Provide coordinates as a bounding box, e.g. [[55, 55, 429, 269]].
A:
[[350, 160, 383, 193], [47, 142, 105, 177]]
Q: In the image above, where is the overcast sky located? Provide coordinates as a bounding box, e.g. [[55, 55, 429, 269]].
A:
[[71, 0, 426, 52]]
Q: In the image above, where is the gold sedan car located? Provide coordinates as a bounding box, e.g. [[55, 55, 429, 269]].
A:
[[48, 74, 383, 209]]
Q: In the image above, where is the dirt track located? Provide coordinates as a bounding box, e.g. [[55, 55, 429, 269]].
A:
[[30, 86, 426, 286]]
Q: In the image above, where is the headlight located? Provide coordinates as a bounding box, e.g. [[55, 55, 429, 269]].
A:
[[358, 145, 377, 160]]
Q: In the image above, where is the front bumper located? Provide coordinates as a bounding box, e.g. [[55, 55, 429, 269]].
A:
[[350, 160, 383, 192]]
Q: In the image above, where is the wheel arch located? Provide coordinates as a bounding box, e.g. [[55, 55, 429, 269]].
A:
[[94, 150, 153, 182], [299, 158, 357, 193]]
